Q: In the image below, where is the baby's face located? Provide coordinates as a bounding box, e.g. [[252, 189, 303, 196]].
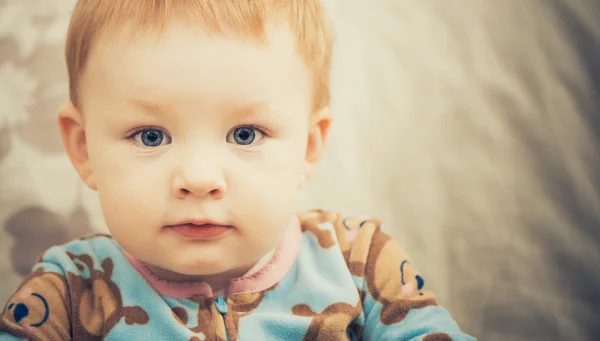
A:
[[76, 21, 315, 277]]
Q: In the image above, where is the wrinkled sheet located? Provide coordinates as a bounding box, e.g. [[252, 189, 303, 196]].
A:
[[0, 0, 599, 340]]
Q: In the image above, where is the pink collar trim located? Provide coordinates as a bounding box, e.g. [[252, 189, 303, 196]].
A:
[[124, 216, 302, 299]]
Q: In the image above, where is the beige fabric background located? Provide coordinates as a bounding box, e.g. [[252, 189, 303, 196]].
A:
[[1, 0, 599, 340]]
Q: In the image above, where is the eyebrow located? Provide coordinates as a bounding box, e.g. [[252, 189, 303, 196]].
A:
[[227, 101, 268, 118], [130, 98, 172, 117], [129, 97, 269, 119]]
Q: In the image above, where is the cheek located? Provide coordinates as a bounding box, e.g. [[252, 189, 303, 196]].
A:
[[229, 143, 304, 216], [87, 132, 168, 191], [233, 142, 305, 192], [262, 133, 307, 175], [89, 153, 167, 232]]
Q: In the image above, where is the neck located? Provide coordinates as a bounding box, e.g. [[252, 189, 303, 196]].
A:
[[143, 249, 275, 293], [143, 263, 250, 293]]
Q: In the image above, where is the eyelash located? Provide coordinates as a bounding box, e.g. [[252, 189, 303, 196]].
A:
[[126, 126, 169, 141], [235, 124, 270, 138], [125, 125, 270, 141]]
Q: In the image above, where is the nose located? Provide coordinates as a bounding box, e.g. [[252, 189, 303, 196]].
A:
[[172, 151, 226, 200], [14, 303, 29, 323]]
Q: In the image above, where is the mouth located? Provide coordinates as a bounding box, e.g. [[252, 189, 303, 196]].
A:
[[166, 220, 233, 240]]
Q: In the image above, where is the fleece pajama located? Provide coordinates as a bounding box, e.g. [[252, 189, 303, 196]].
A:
[[0, 210, 474, 340]]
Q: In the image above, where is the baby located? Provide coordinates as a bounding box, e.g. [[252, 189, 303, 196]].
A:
[[0, 1, 475, 340]]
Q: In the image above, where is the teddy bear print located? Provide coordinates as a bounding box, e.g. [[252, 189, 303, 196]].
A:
[[172, 305, 226, 341], [65, 251, 150, 339], [341, 216, 375, 243], [298, 210, 339, 249], [185, 285, 276, 341], [338, 215, 381, 264], [423, 332, 453, 341], [364, 231, 437, 325], [0, 268, 70, 341], [184, 296, 227, 341], [225, 288, 277, 341], [292, 301, 362, 341]]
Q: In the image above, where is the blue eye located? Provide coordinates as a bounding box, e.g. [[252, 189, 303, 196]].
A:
[[227, 126, 264, 146], [131, 129, 170, 147]]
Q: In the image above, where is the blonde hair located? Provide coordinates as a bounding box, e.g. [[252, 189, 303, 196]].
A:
[[65, 0, 333, 110]]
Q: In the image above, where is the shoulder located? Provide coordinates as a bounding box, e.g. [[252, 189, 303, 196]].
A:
[[296, 209, 384, 262], [297, 209, 433, 300], [32, 233, 122, 278], [0, 234, 141, 339]]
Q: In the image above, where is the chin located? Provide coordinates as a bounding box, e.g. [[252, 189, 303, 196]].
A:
[[169, 259, 234, 276]]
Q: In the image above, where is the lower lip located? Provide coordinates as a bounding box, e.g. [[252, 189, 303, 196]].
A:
[[168, 224, 231, 239]]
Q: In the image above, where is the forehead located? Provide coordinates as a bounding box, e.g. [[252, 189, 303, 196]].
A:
[[80, 20, 311, 108]]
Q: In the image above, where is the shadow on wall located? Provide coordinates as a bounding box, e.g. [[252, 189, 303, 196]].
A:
[[533, 0, 600, 339], [5, 205, 93, 276], [436, 1, 600, 340]]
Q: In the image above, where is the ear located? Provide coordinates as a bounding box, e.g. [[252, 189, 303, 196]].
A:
[[58, 104, 97, 190], [303, 106, 332, 181]]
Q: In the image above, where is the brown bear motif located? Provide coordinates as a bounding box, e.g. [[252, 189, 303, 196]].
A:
[[66, 251, 150, 339], [171, 303, 225, 341], [189, 283, 278, 341], [364, 231, 437, 325], [423, 332, 453, 341], [224, 286, 277, 341], [298, 210, 381, 267], [298, 210, 339, 249], [292, 301, 362, 341], [0, 268, 70, 341], [301, 211, 437, 326], [186, 296, 227, 341], [337, 215, 381, 268]]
